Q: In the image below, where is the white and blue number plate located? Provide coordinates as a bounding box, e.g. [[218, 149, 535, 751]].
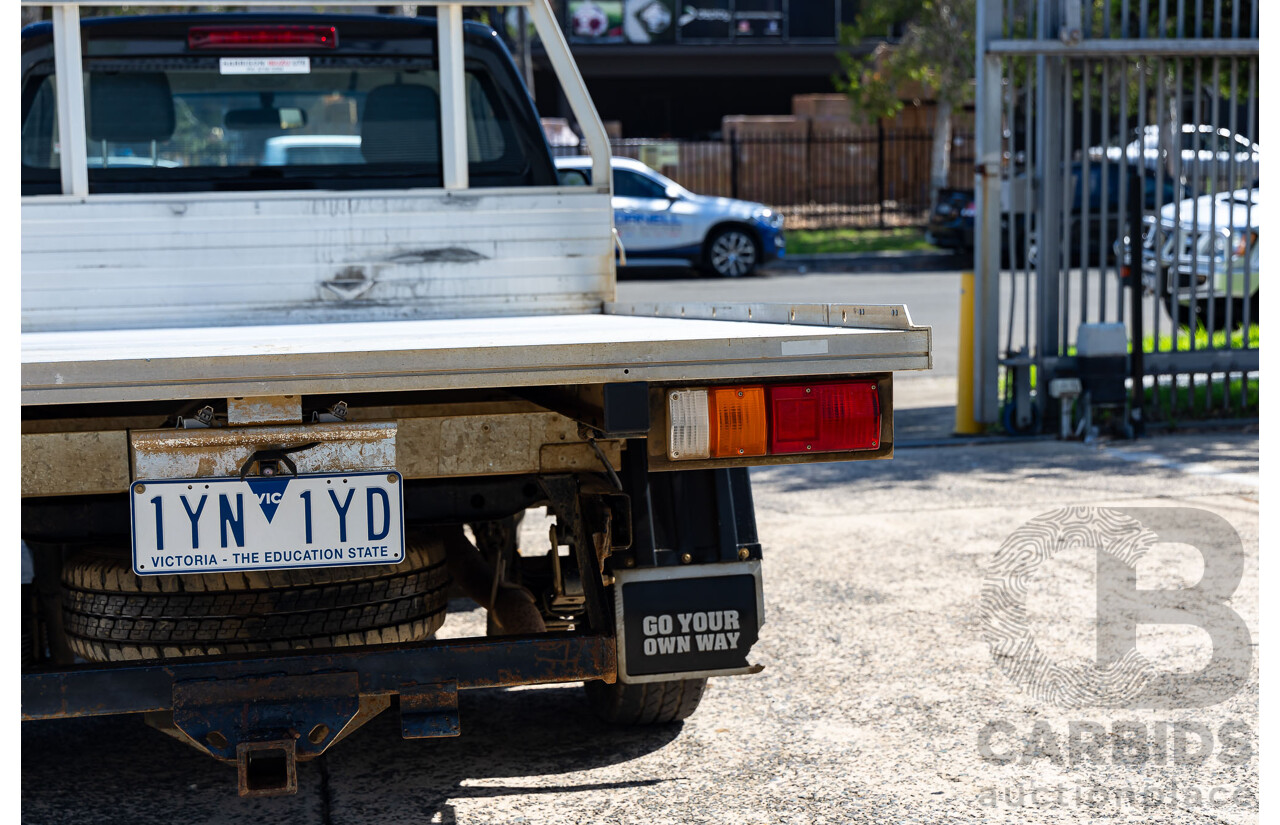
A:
[[130, 472, 405, 576]]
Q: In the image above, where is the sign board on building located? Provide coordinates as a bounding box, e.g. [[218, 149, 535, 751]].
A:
[[567, 1, 853, 45]]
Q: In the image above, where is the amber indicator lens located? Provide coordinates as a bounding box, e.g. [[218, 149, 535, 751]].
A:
[[708, 386, 767, 457]]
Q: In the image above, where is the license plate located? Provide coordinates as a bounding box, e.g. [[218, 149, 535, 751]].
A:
[[130, 472, 405, 576], [613, 560, 764, 683]]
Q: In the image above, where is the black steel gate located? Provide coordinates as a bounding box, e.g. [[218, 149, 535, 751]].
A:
[[971, 0, 1259, 433]]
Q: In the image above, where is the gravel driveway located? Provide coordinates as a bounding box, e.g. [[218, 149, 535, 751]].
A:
[[22, 431, 1258, 824]]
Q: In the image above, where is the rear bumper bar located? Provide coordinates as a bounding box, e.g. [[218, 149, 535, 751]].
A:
[[22, 633, 616, 721]]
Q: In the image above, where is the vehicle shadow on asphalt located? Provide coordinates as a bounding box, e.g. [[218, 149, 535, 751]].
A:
[[892, 404, 958, 442], [321, 684, 683, 821], [749, 429, 1259, 495], [22, 678, 683, 824]]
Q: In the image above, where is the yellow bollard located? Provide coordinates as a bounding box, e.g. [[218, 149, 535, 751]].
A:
[[954, 271, 983, 435]]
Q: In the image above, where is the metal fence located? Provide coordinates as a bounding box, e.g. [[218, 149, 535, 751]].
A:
[[552, 129, 975, 230], [971, 0, 1259, 433]]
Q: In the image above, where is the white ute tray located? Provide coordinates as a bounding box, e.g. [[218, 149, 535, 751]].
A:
[[21, 302, 931, 405]]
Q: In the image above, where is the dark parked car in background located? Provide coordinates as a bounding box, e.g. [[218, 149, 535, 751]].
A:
[[928, 163, 1178, 267], [926, 188, 976, 253]]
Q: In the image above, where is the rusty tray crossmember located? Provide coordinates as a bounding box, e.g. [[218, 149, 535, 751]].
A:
[[22, 634, 616, 796]]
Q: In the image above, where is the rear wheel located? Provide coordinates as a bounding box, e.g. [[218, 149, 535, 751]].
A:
[[1164, 294, 1232, 332], [60, 538, 450, 662], [1230, 295, 1260, 328], [704, 226, 759, 277], [1158, 272, 1258, 332], [1161, 272, 1204, 331], [584, 677, 708, 725]]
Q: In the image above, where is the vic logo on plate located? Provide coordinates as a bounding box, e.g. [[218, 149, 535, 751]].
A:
[[246, 476, 291, 523]]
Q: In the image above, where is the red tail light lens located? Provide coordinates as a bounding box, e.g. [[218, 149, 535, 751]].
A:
[[188, 25, 338, 50], [768, 381, 880, 454]]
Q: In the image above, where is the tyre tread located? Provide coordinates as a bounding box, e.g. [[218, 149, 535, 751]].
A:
[[584, 677, 708, 725], [60, 539, 449, 662]]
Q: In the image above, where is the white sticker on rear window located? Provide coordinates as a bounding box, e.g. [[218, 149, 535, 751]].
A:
[[219, 57, 311, 75]]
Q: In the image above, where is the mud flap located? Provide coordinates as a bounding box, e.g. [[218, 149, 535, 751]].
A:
[[613, 560, 763, 683]]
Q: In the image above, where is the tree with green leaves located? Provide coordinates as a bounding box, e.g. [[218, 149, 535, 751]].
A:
[[834, 0, 976, 212]]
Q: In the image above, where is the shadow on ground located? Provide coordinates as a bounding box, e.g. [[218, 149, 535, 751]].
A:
[[322, 685, 683, 822], [22, 679, 682, 825], [893, 404, 957, 442], [751, 432, 1260, 495]]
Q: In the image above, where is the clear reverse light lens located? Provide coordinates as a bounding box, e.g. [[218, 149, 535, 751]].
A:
[[668, 389, 710, 460]]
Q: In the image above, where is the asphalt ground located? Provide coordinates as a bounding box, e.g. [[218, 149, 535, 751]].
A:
[[22, 429, 1258, 824]]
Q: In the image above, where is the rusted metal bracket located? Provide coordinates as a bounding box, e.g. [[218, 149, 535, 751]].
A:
[[227, 395, 302, 427], [237, 442, 320, 478], [399, 681, 460, 739], [171, 671, 362, 797], [177, 405, 218, 429]]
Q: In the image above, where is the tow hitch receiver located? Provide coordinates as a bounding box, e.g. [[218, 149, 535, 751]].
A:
[[239, 740, 298, 797], [614, 560, 764, 683], [172, 672, 362, 797]]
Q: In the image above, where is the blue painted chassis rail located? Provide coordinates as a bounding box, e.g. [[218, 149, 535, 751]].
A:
[[21, 634, 617, 721]]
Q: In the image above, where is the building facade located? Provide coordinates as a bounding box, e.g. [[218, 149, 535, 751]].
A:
[[535, 1, 877, 138]]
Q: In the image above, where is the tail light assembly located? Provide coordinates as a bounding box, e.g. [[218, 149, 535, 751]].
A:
[[666, 380, 881, 461]]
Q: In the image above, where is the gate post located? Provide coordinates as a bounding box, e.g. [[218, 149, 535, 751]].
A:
[[954, 272, 983, 434], [1034, 0, 1065, 429], [972, 0, 1003, 425], [1127, 169, 1146, 436]]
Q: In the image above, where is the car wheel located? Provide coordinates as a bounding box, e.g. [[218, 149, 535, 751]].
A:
[[1230, 295, 1260, 329], [1164, 292, 1205, 332], [1159, 269, 1209, 332], [705, 227, 759, 278]]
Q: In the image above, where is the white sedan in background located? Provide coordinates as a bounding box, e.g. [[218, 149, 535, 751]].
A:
[[1123, 187, 1261, 329], [555, 155, 785, 277]]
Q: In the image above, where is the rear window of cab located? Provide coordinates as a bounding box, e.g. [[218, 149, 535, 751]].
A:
[[21, 20, 557, 194]]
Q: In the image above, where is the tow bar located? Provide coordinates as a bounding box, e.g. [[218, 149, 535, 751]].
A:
[[22, 635, 615, 797]]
